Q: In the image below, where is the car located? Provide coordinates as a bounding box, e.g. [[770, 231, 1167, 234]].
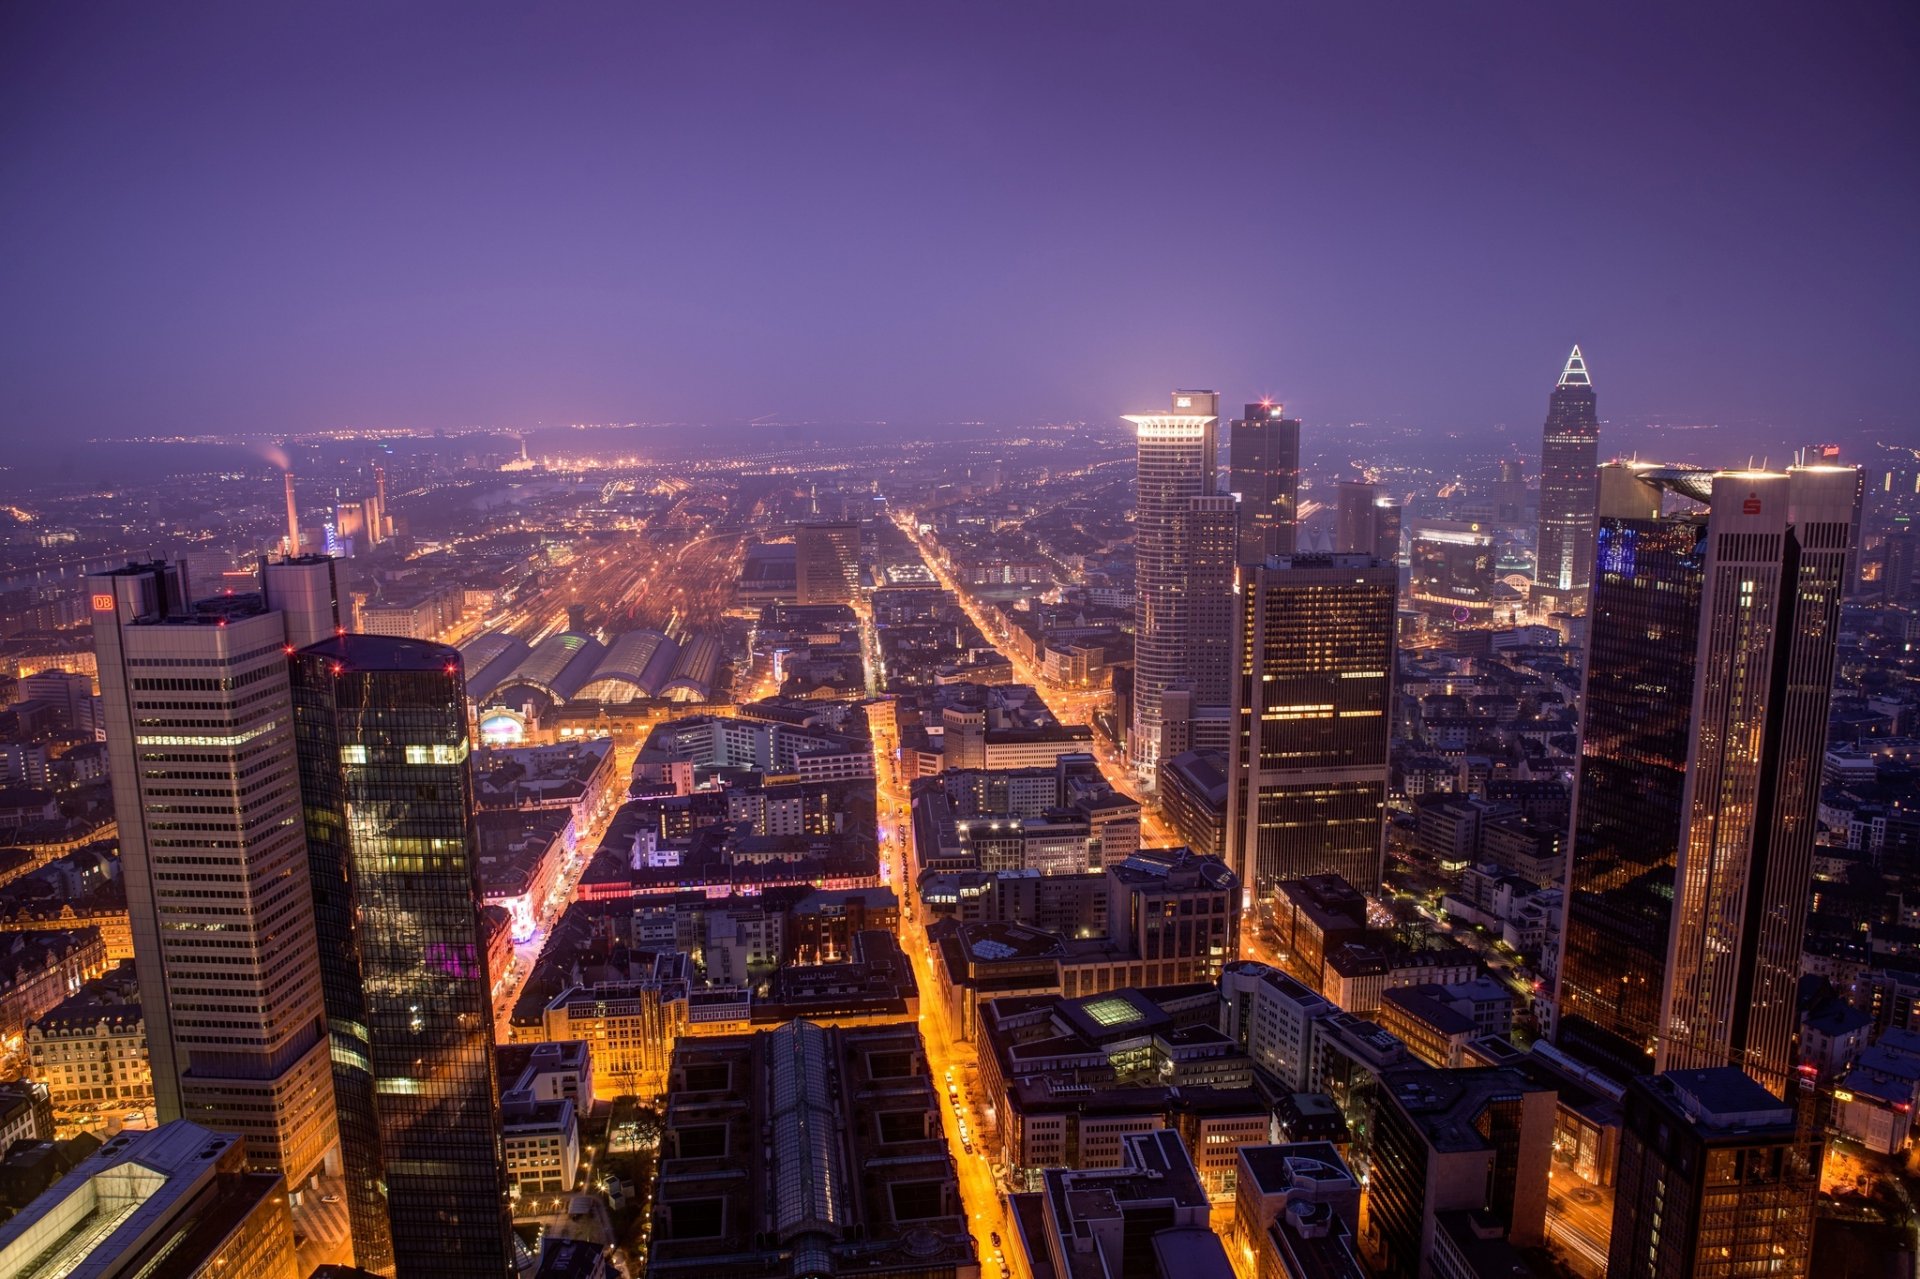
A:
[[321, 1193, 341, 1203], [991, 1233, 1001, 1249]]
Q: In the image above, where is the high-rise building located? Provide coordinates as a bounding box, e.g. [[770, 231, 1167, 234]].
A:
[[1535, 345, 1600, 598], [1334, 481, 1377, 555], [1606, 1068, 1819, 1279], [1405, 520, 1497, 623], [1335, 481, 1403, 567], [1230, 401, 1300, 564], [90, 557, 341, 1186], [1553, 464, 1859, 1095], [1226, 554, 1396, 897], [795, 520, 860, 605], [291, 635, 515, 1277], [1127, 390, 1232, 774], [1178, 493, 1238, 711]]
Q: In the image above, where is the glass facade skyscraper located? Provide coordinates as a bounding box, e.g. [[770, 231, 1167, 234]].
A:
[[1535, 345, 1600, 598], [292, 635, 514, 1277], [1226, 553, 1397, 896], [1553, 493, 1708, 1083], [1554, 463, 1859, 1095], [1229, 402, 1299, 565]]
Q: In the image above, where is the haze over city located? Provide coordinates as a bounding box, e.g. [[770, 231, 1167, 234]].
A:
[[3, 1, 1916, 461]]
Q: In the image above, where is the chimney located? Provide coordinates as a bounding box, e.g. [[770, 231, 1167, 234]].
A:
[[284, 471, 301, 556]]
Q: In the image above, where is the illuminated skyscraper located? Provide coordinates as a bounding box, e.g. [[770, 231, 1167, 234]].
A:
[[89, 557, 342, 1186], [1226, 553, 1396, 895], [1535, 345, 1600, 598], [1607, 1068, 1818, 1279], [1553, 464, 1859, 1095], [291, 635, 514, 1278], [1229, 401, 1299, 564], [795, 520, 860, 605], [1127, 390, 1231, 774]]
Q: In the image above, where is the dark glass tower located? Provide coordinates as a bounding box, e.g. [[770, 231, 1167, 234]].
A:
[[1229, 402, 1300, 564], [1225, 553, 1397, 896], [1552, 481, 1707, 1083], [292, 635, 513, 1277], [1535, 345, 1600, 598], [1554, 464, 1859, 1095]]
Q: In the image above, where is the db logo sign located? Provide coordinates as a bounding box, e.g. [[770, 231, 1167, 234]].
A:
[[1742, 494, 1761, 516], [91, 593, 115, 612]]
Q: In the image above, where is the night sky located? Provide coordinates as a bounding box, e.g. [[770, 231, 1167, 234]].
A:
[[2, 2, 1914, 449]]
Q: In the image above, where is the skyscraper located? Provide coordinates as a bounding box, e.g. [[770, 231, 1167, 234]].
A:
[[1334, 481, 1378, 555], [1607, 1068, 1819, 1278], [90, 557, 342, 1185], [1226, 553, 1396, 896], [1127, 389, 1233, 774], [1553, 464, 1859, 1095], [795, 520, 860, 605], [1535, 345, 1600, 598], [1229, 401, 1300, 564], [291, 635, 514, 1277]]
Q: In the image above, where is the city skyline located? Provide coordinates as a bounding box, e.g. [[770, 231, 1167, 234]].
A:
[[1, 8, 1913, 1278]]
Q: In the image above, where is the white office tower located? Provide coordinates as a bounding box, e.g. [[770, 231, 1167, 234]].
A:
[[90, 556, 343, 1186], [1127, 389, 1234, 776]]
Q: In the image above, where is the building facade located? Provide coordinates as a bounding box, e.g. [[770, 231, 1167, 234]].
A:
[[1606, 1068, 1818, 1279], [1535, 345, 1600, 598], [292, 634, 515, 1276], [1127, 390, 1229, 775], [89, 557, 340, 1185], [1227, 555, 1396, 896], [1555, 464, 1859, 1095], [795, 521, 860, 605], [1230, 402, 1300, 565]]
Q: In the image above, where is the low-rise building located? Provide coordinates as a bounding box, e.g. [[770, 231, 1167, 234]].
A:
[[1233, 1143, 1367, 1279], [649, 1020, 975, 1279], [26, 959, 150, 1118], [1012, 1130, 1232, 1279], [0, 1121, 298, 1279]]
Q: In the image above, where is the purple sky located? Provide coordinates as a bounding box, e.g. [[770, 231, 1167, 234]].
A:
[[2, 2, 1914, 448]]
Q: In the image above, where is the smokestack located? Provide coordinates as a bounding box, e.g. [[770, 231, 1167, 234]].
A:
[[284, 471, 301, 556]]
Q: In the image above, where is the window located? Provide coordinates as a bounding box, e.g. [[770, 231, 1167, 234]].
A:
[[404, 743, 469, 765]]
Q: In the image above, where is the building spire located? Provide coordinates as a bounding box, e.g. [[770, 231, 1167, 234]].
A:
[[1558, 344, 1591, 388]]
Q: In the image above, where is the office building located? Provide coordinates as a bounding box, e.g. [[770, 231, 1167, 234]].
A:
[[1157, 748, 1229, 859], [795, 520, 860, 605], [1014, 1130, 1234, 1279], [1607, 1068, 1818, 1279], [291, 634, 515, 1276], [1227, 555, 1396, 895], [1334, 482, 1377, 555], [89, 557, 340, 1185], [0, 1121, 299, 1279], [1127, 390, 1234, 774], [1234, 1143, 1367, 1279], [1535, 345, 1600, 598], [1230, 401, 1300, 563], [1554, 464, 1859, 1095], [1332, 482, 1402, 566], [1364, 1066, 1554, 1278], [1405, 521, 1498, 623]]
